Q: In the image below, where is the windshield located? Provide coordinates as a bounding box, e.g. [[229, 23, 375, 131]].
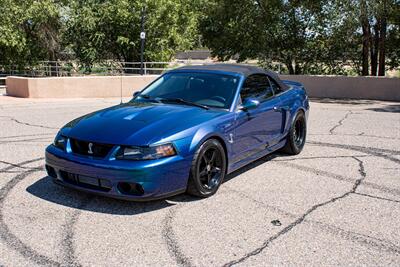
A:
[[133, 72, 239, 109]]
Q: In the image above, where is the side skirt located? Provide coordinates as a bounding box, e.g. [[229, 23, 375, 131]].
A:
[[227, 139, 286, 174]]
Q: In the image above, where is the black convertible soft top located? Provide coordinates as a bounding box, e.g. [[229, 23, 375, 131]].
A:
[[174, 64, 289, 91]]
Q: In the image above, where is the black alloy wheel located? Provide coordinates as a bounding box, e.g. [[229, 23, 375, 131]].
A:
[[281, 111, 307, 155], [187, 139, 226, 197]]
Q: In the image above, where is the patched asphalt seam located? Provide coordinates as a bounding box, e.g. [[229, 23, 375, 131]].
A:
[[307, 220, 400, 254], [223, 157, 368, 266], [0, 133, 54, 140], [272, 154, 370, 162], [310, 133, 400, 140], [329, 111, 353, 134], [0, 157, 44, 173], [0, 116, 58, 130], [0, 137, 51, 145], [60, 197, 92, 267], [227, 185, 400, 256], [0, 157, 83, 266], [0, 160, 44, 171], [162, 205, 194, 267], [354, 192, 400, 204], [277, 161, 400, 197], [0, 167, 61, 266], [308, 141, 400, 164]]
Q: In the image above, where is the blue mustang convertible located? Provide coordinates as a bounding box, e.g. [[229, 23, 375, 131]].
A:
[[45, 64, 309, 200]]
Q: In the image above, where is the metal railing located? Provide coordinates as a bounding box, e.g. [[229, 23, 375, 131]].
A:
[[0, 60, 205, 77]]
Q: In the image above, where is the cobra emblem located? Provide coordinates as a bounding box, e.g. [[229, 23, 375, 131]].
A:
[[88, 143, 94, 154]]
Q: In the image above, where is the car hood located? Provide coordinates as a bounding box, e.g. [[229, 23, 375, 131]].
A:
[[63, 101, 225, 145]]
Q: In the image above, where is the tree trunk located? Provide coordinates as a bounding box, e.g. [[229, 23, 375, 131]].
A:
[[286, 61, 295, 75], [370, 23, 380, 76], [378, 1, 388, 76], [360, 0, 370, 76], [294, 61, 302, 75]]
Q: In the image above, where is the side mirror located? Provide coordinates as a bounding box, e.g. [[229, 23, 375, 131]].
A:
[[239, 98, 260, 111], [133, 91, 140, 98]]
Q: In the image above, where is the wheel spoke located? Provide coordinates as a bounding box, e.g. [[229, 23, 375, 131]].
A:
[[211, 167, 221, 174], [199, 168, 208, 177], [202, 154, 210, 164], [209, 150, 216, 164]]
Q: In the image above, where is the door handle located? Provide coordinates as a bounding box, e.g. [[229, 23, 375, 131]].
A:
[[274, 106, 290, 112]]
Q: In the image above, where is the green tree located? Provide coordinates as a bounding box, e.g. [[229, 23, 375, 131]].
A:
[[200, 0, 345, 74], [0, 0, 63, 68], [65, 0, 202, 72], [200, 0, 400, 75]]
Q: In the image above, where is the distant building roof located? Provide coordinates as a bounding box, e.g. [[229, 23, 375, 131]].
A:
[[175, 50, 211, 60]]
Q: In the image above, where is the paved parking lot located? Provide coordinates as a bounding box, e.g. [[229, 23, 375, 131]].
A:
[[0, 96, 399, 266]]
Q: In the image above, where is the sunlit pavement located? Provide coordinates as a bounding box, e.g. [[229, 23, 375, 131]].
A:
[[0, 96, 399, 266]]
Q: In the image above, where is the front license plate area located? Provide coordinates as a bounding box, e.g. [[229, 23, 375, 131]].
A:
[[78, 174, 99, 187]]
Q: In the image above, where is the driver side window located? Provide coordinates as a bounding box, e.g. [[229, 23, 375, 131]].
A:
[[240, 74, 273, 102]]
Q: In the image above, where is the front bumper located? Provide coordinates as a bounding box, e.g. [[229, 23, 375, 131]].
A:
[[45, 145, 192, 201]]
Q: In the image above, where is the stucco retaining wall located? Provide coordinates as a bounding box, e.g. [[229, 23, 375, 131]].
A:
[[6, 75, 400, 101], [6, 76, 158, 98], [279, 75, 400, 101]]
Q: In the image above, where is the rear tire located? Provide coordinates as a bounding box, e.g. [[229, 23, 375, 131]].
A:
[[281, 111, 307, 155], [187, 139, 227, 198]]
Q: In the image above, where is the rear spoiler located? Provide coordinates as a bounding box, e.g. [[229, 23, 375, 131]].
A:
[[282, 80, 305, 90]]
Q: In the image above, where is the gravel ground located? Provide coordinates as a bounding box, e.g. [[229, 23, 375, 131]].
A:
[[0, 96, 399, 266]]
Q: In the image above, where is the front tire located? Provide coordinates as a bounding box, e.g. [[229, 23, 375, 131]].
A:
[[187, 139, 227, 197], [281, 111, 307, 155]]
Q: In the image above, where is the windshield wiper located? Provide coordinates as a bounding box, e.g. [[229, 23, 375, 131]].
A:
[[160, 98, 209, 110]]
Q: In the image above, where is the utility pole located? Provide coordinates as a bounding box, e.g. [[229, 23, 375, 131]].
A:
[[140, 7, 146, 76]]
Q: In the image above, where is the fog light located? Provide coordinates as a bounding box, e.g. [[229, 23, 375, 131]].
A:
[[117, 182, 144, 196], [45, 165, 57, 179]]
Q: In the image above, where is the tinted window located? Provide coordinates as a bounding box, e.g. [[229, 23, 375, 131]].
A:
[[241, 74, 273, 101], [268, 77, 283, 94], [136, 72, 239, 109]]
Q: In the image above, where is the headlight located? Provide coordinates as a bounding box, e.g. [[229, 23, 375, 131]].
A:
[[53, 134, 67, 151], [116, 144, 177, 160]]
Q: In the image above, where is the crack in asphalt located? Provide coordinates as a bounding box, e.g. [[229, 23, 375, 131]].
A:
[[329, 111, 353, 135], [0, 116, 59, 130], [223, 157, 368, 266], [162, 205, 194, 267]]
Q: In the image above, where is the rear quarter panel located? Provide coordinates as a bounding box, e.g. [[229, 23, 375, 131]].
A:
[[280, 81, 310, 136]]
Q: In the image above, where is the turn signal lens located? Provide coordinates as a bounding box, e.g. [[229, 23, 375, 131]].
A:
[[155, 144, 176, 157]]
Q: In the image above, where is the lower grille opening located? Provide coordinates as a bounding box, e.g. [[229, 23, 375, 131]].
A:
[[45, 165, 57, 179], [117, 182, 144, 196], [59, 170, 112, 192]]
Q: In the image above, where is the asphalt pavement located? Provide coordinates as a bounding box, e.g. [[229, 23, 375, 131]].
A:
[[0, 96, 399, 266]]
